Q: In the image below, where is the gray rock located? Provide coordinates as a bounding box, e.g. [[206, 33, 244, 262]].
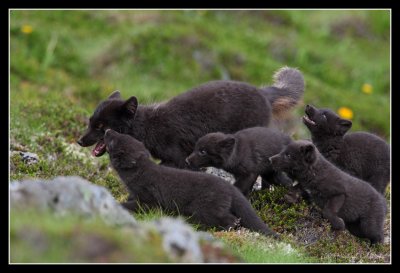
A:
[[19, 152, 39, 165], [149, 217, 204, 263], [204, 167, 236, 184], [203, 167, 262, 190], [10, 176, 240, 263], [147, 217, 240, 263], [10, 176, 136, 227]]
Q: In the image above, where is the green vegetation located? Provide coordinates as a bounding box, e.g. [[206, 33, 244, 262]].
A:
[[10, 209, 172, 263], [247, 187, 391, 263], [214, 229, 317, 263], [10, 10, 390, 263]]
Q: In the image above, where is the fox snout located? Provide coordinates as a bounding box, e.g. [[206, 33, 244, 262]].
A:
[[185, 154, 203, 171], [77, 129, 102, 147], [77, 138, 84, 146], [77, 135, 93, 147], [305, 104, 316, 116]]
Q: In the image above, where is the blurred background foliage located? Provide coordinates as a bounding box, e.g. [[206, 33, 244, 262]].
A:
[[10, 10, 390, 142]]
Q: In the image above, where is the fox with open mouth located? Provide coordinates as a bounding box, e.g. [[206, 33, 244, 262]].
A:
[[302, 104, 390, 195], [77, 67, 305, 168]]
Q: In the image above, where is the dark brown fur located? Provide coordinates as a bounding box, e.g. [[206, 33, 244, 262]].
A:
[[104, 129, 279, 238], [186, 127, 293, 197], [78, 67, 304, 169], [270, 140, 387, 244], [303, 104, 390, 194]]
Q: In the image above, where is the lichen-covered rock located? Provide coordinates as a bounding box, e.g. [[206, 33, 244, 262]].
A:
[[10, 176, 136, 227], [204, 167, 236, 184], [204, 167, 262, 190], [19, 151, 39, 165], [146, 217, 204, 262], [10, 176, 241, 263], [142, 218, 242, 263]]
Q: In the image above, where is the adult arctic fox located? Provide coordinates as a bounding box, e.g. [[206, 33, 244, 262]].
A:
[[78, 67, 305, 168]]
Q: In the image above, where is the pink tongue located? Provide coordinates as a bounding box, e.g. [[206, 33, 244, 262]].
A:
[[92, 141, 106, 156]]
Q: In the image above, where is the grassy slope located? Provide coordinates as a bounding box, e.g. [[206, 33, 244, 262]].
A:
[[10, 210, 173, 263], [10, 10, 390, 263]]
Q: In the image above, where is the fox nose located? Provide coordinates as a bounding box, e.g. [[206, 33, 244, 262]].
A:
[[305, 104, 315, 111], [77, 138, 83, 146]]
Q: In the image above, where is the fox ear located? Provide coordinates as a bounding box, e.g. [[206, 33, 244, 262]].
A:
[[218, 136, 235, 150], [139, 151, 151, 159], [123, 96, 138, 116], [336, 119, 352, 135], [301, 143, 316, 165], [108, 90, 121, 99]]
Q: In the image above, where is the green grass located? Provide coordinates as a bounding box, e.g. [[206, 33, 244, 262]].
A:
[[249, 186, 391, 263], [10, 10, 390, 138], [10, 10, 390, 263], [214, 230, 316, 263], [10, 209, 172, 263]]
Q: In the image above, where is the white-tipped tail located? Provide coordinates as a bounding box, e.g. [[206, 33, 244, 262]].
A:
[[260, 66, 305, 119], [272, 66, 305, 98]]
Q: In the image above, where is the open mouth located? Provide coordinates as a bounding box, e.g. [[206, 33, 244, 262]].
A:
[[92, 140, 106, 157], [303, 114, 316, 126]]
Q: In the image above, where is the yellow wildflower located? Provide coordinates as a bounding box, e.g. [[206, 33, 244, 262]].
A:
[[362, 83, 373, 94], [338, 107, 353, 120], [21, 25, 33, 34]]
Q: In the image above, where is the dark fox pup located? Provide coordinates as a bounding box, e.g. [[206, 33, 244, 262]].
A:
[[303, 104, 390, 194], [104, 129, 278, 238], [78, 67, 304, 169], [186, 127, 293, 197], [269, 140, 387, 244]]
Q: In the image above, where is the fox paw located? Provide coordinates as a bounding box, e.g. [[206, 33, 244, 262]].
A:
[[330, 218, 345, 230]]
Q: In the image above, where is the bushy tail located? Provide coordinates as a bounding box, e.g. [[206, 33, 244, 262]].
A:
[[261, 66, 305, 119], [231, 190, 279, 238]]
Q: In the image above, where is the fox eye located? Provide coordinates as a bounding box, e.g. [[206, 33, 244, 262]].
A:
[[285, 153, 291, 159], [199, 150, 207, 156], [322, 114, 327, 120], [95, 123, 104, 131]]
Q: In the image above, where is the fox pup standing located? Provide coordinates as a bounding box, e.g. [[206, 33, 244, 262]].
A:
[[303, 104, 390, 194], [269, 140, 386, 244], [186, 127, 293, 197], [104, 129, 278, 238]]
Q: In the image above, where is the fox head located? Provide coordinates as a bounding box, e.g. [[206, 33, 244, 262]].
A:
[[303, 104, 352, 138], [185, 132, 235, 169], [77, 91, 138, 157], [269, 140, 318, 176], [104, 129, 150, 170]]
